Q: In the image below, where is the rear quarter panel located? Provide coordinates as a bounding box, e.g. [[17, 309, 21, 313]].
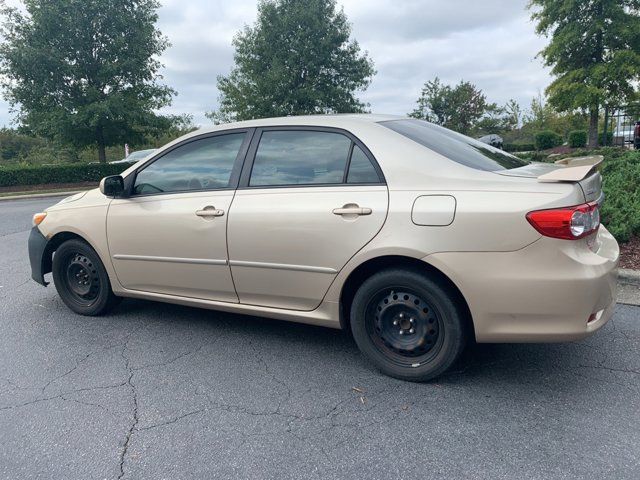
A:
[[322, 123, 587, 304]]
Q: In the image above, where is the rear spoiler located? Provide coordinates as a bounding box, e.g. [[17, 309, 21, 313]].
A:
[[537, 155, 603, 183]]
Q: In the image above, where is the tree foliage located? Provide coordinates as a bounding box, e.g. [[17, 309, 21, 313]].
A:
[[529, 0, 640, 146], [211, 0, 375, 123], [409, 77, 499, 135], [0, 0, 175, 162], [503, 99, 523, 131]]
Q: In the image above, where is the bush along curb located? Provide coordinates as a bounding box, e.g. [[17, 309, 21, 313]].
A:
[[0, 162, 134, 187]]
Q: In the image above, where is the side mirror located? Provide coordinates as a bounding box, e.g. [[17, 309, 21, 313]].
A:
[[100, 175, 125, 198]]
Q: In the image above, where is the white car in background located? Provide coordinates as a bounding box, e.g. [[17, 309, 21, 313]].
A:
[[613, 126, 634, 144], [110, 149, 158, 165]]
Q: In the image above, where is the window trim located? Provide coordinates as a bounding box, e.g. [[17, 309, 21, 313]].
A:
[[237, 126, 386, 190], [125, 128, 256, 198]]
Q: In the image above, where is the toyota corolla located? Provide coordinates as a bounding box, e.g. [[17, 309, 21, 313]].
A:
[[28, 115, 619, 381]]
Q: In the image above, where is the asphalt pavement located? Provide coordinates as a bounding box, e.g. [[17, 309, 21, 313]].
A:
[[1, 196, 639, 479]]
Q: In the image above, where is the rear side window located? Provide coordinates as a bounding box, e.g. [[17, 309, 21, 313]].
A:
[[250, 130, 352, 186], [133, 133, 245, 195], [347, 145, 381, 184], [380, 119, 529, 171]]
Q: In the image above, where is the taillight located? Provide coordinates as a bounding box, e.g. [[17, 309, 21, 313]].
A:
[[526, 202, 600, 240]]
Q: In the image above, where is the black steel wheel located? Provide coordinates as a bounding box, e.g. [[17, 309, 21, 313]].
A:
[[368, 289, 444, 366], [52, 239, 120, 316], [63, 253, 101, 306], [350, 268, 467, 382]]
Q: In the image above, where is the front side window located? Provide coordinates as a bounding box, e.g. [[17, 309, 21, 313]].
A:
[[249, 130, 352, 187], [133, 133, 245, 195]]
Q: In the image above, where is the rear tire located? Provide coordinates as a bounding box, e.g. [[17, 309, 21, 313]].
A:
[[52, 239, 120, 316], [350, 268, 467, 382]]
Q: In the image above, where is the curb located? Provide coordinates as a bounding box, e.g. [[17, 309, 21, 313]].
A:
[[0, 190, 87, 201], [619, 269, 640, 286]]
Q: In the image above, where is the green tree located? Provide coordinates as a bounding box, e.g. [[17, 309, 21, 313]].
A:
[[524, 92, 554, 131], [409, 77, 493, 135], [0, 0, 175, 163], [503, 99, 522, 131], [529, 0, 640, 147], [211, 0, 375, 123]]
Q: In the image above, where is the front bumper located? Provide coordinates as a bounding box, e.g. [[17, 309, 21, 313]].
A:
[[28, 226, 50, 286], [426, 226, 619, 343]]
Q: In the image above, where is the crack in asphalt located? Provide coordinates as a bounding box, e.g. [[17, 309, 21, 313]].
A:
[[138, 408, 207, 432], [60, 395, 112, 414], [117, 334, 140, 480], [132, 342, 206, 372], [252, 344, 292, 415], [0, 382, 128, 412], [41, 348, 108, 394]]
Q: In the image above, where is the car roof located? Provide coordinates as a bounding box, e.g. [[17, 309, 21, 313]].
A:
[[118, 114, 405, 177], [194, 113, 405, 135]]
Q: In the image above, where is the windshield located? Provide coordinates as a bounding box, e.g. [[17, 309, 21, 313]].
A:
[[380, 119, 530, 171]]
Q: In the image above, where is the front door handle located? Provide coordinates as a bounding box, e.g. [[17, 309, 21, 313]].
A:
[[332, 204, 372, 216], [196, 206, 225, 218]]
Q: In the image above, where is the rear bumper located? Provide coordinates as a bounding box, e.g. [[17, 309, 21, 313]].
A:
[[28, 226, 49, 286], [425, 226, 619, 343]]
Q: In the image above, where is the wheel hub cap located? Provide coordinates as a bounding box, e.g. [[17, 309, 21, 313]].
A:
[[373, 290, 440, 357], [65, 254, 99, 301]]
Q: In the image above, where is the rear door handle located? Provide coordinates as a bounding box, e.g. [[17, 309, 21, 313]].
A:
[[332, 205, 372, 216], [196, 206, 225, 218]]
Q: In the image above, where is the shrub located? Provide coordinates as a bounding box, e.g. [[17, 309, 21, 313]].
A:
[[598, 131, 614, 146], [0, 162, 134, 187], [534, 130, 562, 150], [0, 129, 47, 162], [16, 145, 80, 165], [503, 143, 535, 153], [600, 150, 640, 242], [568, 130, 587, 148]]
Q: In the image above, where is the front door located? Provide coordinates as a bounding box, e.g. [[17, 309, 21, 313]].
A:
[[107, 131, 250, 302], [227, 128, 388, 311]]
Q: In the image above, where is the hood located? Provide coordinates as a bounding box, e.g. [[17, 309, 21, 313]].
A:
[[52, 190, 89, 206], [46, 188, 107, 212]]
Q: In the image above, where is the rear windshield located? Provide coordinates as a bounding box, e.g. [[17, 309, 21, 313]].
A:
[[380, 119, 530, 171]]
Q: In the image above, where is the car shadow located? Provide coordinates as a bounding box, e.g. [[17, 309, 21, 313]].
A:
[[110, 298, 625, 392]]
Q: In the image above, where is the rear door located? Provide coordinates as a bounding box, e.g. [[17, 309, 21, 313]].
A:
[[107, 130, 251, 302], [227, 127, 389, 311]]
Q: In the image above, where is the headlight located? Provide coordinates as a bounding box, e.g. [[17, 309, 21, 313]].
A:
[[33, 212, 47, 226]]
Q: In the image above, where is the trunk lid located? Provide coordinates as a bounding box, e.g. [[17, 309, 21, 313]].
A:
[[496, 155, 603, 203]]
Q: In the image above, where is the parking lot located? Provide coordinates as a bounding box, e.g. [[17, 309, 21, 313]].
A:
[[1, 196, 639, 479]]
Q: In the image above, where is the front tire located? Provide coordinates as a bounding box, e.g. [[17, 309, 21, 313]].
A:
[[52, 239, 120, 316], [350, 268, 467, 382]]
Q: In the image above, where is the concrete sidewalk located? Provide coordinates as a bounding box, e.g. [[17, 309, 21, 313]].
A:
[[0, 190, 87, 201], [618, 269, 640, 306]]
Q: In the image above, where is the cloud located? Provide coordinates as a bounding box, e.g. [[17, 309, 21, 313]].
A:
[[0, 0, 552, 128]]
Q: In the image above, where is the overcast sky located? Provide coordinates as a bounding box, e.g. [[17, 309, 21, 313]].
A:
[[0, 0, 552, 127]]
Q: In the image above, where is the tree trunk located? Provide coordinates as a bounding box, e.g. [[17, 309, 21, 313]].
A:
[[588, 107, 599, 148], [97, 126, 107, 163], [98, 143, 106, 163]]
